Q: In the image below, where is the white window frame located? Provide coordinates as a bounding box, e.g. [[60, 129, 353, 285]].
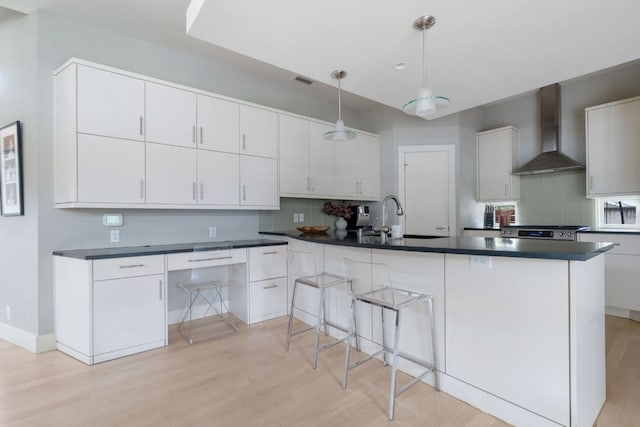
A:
[[596, 196, 640, 229]]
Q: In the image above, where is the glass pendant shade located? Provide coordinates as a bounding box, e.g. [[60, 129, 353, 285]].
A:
[[323, 70, 356, 141]]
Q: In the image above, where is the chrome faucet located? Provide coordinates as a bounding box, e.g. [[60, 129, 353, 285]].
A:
[[373, 195, 404, 244]]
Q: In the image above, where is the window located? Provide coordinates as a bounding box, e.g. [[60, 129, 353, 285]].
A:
[[597, 197, 640, 229]]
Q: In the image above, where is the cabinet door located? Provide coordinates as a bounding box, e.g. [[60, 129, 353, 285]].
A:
[[77, 134, 145, 203], [93, 274, 165, 356], [605, 254, 640, 311], [77, 65, 145, 141], [239, 105, 278, 158], [240, 156, 278, 207], [146, 143, 197, 205], [197, 95, 239, 153], [357, 134, 380, 199], [587, 99, 640, 196], [334, 140, 359, 198], [309, 122, 336, 196], [279, 114, 310, 195], [477, 129, 514, 201], [249, 245, 287, 282], [145, 82, 197, 148], [249, 277, 288, 324], [197, 150, 239, 206]]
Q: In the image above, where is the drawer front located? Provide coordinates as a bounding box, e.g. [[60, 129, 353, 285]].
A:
[[579, 233, 640, 255], [249, 277, 287, 323], [249, 245, 287, 281], [93, 255, 165, 281], [167, 248, 247, 271]]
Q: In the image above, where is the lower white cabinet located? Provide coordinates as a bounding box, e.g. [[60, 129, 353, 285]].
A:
[[54, 254, 167, 365]]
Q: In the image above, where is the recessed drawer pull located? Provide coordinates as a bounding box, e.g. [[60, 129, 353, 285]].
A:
[[119, 264, 145, 269], [188, 256, 233, 262], [263, 251, 278, 255], [262, 284, 278, 290]]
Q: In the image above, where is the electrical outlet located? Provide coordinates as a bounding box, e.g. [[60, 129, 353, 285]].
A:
[[299, 213, 304, 222], [293, 213, 299, 223], [110, 229, 120, 243], [209, 226, 217, 238], [5, 305, 10, 320], [469, 255, 492, 269]]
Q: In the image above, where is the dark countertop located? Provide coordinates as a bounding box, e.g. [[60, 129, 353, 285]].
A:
[[260, 231, 614, 261], [53, 239, 287, 260], [578, 228, 640, 235]]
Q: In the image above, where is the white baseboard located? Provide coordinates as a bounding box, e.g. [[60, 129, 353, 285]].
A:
[[605, 306, 631, 319], [0, 323, 56, 353]]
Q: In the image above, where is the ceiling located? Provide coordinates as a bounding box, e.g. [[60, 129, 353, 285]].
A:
[[2, 0, 640, 117]]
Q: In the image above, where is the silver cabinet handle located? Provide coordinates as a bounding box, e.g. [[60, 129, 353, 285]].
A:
[[200, 183, 204, 200], [355, 182, 359, 194], [159, 280, 163, 300], [139, 179, 144, 199], [139, 116, 144, 136], [263, 251, 278, 255], [192, 125, 196, 144], [263, 284, 278, 290], [436, 226, 448, 230], [306, 177, 310, 192], [589, 176, 594, 192], [504, 183, 509, 196], [200, 126, 203, 144], [242, 185, 246, 201], [192, 182, 196, 200], [188, 256, 233, 262], [242, 134, 246, 150], [119, 264, 144, 269], [310, 178, 314, 192]]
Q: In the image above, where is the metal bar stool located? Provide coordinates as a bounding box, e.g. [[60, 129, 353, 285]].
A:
[[285, 249, 359, 369], [342, 258, 438, 421]]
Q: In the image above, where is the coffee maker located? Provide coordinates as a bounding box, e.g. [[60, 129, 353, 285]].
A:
[[346, 205, 370, 230]]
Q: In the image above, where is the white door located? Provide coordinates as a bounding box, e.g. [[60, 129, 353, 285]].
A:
[[240, 155, 278, 207], [309, 122, 336, 196], [279, 114, 309, 195], [145, 82, 197, 148], [239, 105, 278, 158], [400, 146, 455, 236], [197, 94, 239, 153], [77, 134, 146, 203], [197, 150, 239, 206], [77, 65, 145, 141], [146, 143, 197, 205], [357, 134, 380, 199], [93, 274, 165, 355]]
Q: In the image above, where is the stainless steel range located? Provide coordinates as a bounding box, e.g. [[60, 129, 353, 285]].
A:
[[500, 225, 590, 241]]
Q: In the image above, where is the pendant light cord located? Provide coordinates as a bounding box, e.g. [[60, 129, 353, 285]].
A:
[[422, 26, 427, 86], [337, 76, 342, 120]]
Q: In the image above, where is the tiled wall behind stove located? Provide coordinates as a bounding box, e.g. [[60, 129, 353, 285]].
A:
[[258, 198, 337, 231], [517, 171, 596, 226]]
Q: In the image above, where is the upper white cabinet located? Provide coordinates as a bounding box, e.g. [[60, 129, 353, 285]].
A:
[[197, 150, 239, 206], [308, 122, 337, 196], [241, 156, 278, 207], [76, 64, 145, 141], [477, 126, 520, 201], [145, 82, 197, 148], [146, 144, 197, 205], [334, 134, 380, 200], [240, 105, 278, 159], [197, 95, 239, 153], [586, 96, 640, 197]]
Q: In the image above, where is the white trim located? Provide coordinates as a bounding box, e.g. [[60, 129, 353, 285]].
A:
[[605, 306, 631, 319], [398, 145, 457, 236], [0, 323, 56, 353]]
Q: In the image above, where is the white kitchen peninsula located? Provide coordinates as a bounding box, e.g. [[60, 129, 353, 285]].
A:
[[265, 231, 612, 427]]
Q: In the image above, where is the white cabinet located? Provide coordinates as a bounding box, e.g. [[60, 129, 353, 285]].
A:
[[54, 254, 167, 365], [309, 122, 337, 195], [197, 94, 239, 153], [197, 150, 239, 206], [579, 232, 640, 313], [335, 134, 380, 200], [145, 82, 197, 148], [76, 64, 145, 141], [586, 96, 640, 197], [477, 126, 520, 201], [77, 134, 146, 203], [240, 156, 278, 207], [239, 105, 278, 159], [146, 143, 197, 205]]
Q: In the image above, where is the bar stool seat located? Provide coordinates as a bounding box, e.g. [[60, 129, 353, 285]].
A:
[[285, 249, 358, 369], [342, 258, 438, 421]]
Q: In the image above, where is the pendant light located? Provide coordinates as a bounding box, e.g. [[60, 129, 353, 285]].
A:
[[323, 70, 356, 141], [402, 15, 450, 118]]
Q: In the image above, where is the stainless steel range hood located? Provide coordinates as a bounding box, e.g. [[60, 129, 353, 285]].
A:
[[512, 84, 584, 175]]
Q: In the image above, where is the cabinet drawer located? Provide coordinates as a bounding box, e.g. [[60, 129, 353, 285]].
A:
[[93, 255, 165, 281], [167, 248, 247, 271], [249, 277, 287, 323], [579, 233, 640, 255], [249, 245, 287, 281]]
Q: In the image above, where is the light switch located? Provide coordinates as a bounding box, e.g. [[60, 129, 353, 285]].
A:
[[110, 230, 120, 243]]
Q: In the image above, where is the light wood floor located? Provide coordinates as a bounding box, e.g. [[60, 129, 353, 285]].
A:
[[0, 315, 638, 427]]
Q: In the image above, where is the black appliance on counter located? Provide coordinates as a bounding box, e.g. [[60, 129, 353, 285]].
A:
[[346, 205, 370, 230], [500, 225, 590, 241]]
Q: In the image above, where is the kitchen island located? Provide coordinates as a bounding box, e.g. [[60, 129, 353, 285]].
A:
[[262, 231, 613, 427]]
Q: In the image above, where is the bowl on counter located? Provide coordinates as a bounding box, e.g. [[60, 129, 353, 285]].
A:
[[296, 226, 330, 234]]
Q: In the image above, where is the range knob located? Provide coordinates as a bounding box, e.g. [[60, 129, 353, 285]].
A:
[[559, 232, 564, 237]]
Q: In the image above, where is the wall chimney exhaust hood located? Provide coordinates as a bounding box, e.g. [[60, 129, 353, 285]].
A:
[[512, 83, 584, 175]]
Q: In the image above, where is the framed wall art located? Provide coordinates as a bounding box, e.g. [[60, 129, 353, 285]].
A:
[[0, 121, 23, 216]]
